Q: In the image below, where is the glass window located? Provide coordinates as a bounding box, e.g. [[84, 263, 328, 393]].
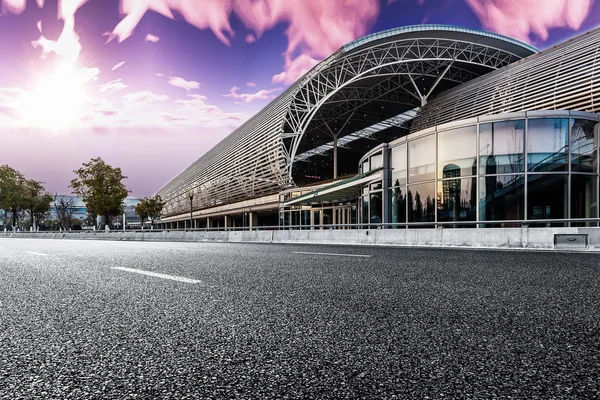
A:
[[527, 174, 568, 227], [361, 196, 369, 224], [390, 187, 407, 227], [370, 192, 383, 225], [438, 125, 477, 178], [370, 153, 383, 170], [571, 119, 598, 174], [370, 182, 382, 191], [527, 118, 569, 172], [301, 210, 311, 228], [479, 175, 525, 226], [291, 211, 300, 227], [571, 174, 598, 226], [322, 209, 333, 226], [390, 144, 407, 186], [409, 134, 435, 183], [313, 210, 321, 227], [437, 178, 476, 225], [408, 182, 435, 223], [362, 160, 369, 174], [480, 120, 525, 174]]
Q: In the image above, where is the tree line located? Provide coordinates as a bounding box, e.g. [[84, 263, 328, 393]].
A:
[[0, 157, 164, 231]]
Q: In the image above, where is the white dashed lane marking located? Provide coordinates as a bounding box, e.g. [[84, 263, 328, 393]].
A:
[[293, 251, 372, 258], [111, 267, 203, 284], [24, 251, 47, 256]]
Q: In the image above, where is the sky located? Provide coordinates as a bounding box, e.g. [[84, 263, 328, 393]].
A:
[[1, 0, 599, 198]]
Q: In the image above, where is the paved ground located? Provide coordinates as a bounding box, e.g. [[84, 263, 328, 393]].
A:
[[0, 238, 599, 399]]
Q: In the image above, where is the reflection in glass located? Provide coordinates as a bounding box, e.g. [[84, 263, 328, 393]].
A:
[[292, 211, 300, 227], [572, 174, 598, 226], [408, 182, 435, 223], [409, 134, 435, 183], [302, 210, 311, 228], [437, 178, 476, 225], [390, 144, 407, 185], [479, 175, 524, 226], [527, 118, 569, 172], [362, 160, 369, 174], [571, 119, 599, 173], [322, 209, 333, 226], [480, 120, 524, 174], [527, 174, 568, 227], [370, 192, 382, 224], [313, 210, 320, 227], [390, 187, 407, 227], [362, 196, 369, 224], [438, 125, 477, 178], [371, 153, 383, 170]]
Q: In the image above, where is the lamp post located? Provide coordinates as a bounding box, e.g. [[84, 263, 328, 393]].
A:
[[188, 189, 194, 231]]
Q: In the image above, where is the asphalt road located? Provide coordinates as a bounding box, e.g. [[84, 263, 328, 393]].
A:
[[1, 238, 599, 399]]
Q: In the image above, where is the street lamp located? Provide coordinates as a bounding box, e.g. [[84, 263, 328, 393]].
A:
[[188, 189, 194, 231]]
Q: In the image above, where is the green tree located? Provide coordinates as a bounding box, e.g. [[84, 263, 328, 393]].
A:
[[0, 165, 27, 229], [23, 179, 52, 230], [70, 157, 130, 229], [135, 195, 164, 229]]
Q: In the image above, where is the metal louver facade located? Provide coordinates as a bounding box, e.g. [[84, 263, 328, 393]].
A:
[[412, 28, 600, 132]]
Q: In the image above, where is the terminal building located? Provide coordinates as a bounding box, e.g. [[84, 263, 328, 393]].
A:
[[156, 24, 599, 230]]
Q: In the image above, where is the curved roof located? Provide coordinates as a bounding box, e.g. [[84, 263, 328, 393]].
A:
[[343, 24, 538, 55], [157, 25, 537, 218]]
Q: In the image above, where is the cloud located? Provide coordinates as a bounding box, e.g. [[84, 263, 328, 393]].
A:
[[122, 91, 168, 106], [246, 82, 256, 87], [245, 33, 256, 43], [176, 94, 246, 127], [101, 0, 379, 85], [145, 33, 160, 42], [112, 61, 126, 71], [222, 86, 282, 103], [157, 73, 200, 91], [272, 53, 319, 85], [100, 79, 129, 93], [464, 0, 596, 42]]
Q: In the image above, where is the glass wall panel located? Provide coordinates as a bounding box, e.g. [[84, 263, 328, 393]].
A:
[[571, 174, 598, 226], [370, 192, 383, 225], [527, 118, 569, 172], [302, 210, 311, 228], [313, 210, 321, 227], [408, 134, 435, 183], [390, 144, 407, 186], [390, 186, 407, 227], [322, 209, 333, 226], [361, 196, 369, 224], [571, 119, 599, 173], [292, 211, 300, 227], [362, 160, 369, 174], [438, 125, 477, 178], [437, 178, 476, 225], [527, 174, 568, 227], [480, 120, 525, 174], [371, 153, 383, 170], [479, 175, 525, 225], [408, 182, 435, 223]]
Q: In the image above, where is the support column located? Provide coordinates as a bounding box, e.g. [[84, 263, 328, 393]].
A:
[[249, 212, 257, 231], [206, 218, 211, 229], [333, 134, 338, 179], [382, 143, 390, 228], [224, 215, 229, 229]]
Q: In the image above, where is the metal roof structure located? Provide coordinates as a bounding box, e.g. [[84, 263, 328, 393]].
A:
[[157, 25, 537, 218]]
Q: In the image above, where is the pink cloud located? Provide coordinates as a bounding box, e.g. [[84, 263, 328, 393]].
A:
[[157, 73, 200, 91], [222, 86, 282, 103], [245, 33, 256, 43], [112, 61, 126, 71], [145, 33, 160, 42], [122, 91, 168, 106], [100, 79, 128, 93], [465, 0, 596, 42], [246, 82, 256, 87], [272, 53, 319, 85]]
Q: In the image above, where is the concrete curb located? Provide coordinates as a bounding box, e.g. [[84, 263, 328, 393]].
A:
[[3, 227, 600, 251]]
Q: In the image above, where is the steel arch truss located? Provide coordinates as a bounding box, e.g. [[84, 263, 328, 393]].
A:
[[282, 37, 524, 181]]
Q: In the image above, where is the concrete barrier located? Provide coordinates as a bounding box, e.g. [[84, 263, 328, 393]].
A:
[[3, 227, 600, 251]]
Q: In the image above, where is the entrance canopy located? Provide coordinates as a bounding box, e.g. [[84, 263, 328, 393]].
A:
[[284, 169, 383, 206]]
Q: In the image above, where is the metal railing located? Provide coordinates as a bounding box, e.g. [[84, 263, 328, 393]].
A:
[[5, 218, 600, 234]]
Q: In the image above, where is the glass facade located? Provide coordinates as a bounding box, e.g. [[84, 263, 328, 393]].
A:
[[359, 112, 599, 228]]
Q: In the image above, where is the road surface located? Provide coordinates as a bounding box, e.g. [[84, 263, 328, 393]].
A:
[[1, 238, 599, 399]]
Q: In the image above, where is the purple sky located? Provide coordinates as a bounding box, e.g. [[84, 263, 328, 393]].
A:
[[1, 0, 599, 197]]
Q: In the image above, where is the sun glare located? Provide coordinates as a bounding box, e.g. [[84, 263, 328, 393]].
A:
[[19, 63, 86, 130]]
